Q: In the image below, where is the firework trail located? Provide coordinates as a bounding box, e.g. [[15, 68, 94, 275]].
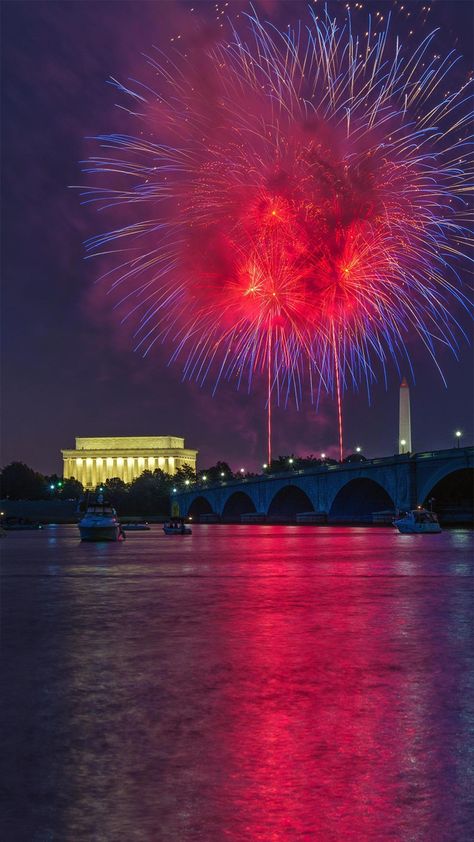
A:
[[81, 5, 473, 462]]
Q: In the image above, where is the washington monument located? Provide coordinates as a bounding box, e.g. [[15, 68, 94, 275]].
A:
[[399, 377, 412, 454]]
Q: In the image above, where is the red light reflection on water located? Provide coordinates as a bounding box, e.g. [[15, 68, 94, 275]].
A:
[[4, 525, 471, 841], [208, 527, 471, 841]]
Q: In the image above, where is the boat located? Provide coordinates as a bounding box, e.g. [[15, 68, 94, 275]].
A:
[[122, 523, 151, 531], [393, 508, 442, 534], [1, 516, 42, 530], [163, 517, 192, 535], [78, 495, 125, 542]]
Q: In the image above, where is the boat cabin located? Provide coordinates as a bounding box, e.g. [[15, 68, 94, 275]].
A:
[[412, 509, 439, 524]]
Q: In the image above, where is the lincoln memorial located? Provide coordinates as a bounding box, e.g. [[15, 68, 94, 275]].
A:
[[62, 436, 198, 489]]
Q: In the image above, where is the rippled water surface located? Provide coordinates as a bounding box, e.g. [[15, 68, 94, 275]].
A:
[[1, 525, 473, 841]]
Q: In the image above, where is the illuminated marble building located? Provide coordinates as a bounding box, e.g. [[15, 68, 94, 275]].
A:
[[62, 436, 197, 489]]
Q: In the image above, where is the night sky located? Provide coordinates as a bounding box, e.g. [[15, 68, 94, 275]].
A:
[[2, 0, 473, 475]]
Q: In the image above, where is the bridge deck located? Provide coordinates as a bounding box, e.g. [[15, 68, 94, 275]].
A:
[[174, 447, 474, 523]]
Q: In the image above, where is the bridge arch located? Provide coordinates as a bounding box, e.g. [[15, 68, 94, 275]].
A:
[[418, 463, 474, 510], [222, 491, 257, 519], [329, 477, 395, 520], [422, 467, 473, 522], [187, 495, 214, 517], [267, 484, 314, 517]]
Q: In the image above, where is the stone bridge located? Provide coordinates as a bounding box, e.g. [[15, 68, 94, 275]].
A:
[[174, 447, 474, 523]]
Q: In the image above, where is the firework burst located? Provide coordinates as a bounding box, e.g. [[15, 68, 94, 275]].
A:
[[81, 6, 473, 462]]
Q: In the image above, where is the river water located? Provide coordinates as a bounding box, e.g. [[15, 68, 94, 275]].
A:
[[1, 525, 473, 842]]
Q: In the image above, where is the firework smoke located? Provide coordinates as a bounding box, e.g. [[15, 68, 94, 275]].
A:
[[81, 5, 473, 461]]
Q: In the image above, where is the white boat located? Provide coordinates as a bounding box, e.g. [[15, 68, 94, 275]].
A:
[[163, 517, 192, 535], [393, 508, 442, 534], [79, 496, 125, 542]]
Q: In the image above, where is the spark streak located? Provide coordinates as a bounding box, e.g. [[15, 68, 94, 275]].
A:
[[80, 6, 473, 459]]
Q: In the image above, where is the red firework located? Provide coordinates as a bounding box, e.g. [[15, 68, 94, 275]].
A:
[[81, 7, 473, 463]]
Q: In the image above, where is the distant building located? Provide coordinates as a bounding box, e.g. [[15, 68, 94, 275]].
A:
[[62, 436, 197, 489], [399, 378, 412, 453]]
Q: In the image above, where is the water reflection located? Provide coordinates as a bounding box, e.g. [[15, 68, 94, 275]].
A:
[[1, 526, 472, 841]]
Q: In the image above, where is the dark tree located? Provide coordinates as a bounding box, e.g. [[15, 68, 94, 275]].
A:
[[268, 455, 295, 473], [59, 478, 83, 499], [0, 462, 46, 500], [174, 464, 197, 486], [343, 453, 368, 464], [103, 477, 129, 513], [295, 454, 322, 468], [45, 473, 62, 487], [198, 461, 233, 483], [128, 469, 171, 515]]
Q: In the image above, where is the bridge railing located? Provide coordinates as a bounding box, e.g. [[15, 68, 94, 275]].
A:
[[175, 453, 407, 494], [174, 446, 473, 497], [414, 447, 473, 459]]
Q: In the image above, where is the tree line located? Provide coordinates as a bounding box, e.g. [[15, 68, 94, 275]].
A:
[[0, 460, 235, 515], [1, 452, 366, 516]]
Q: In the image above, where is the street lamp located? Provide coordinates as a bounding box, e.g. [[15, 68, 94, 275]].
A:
[[185, 479, 190, 486], [262, 463, 268, 470], [288, 458, 294, 465], [240, 468, 245, 475], [202, 475, 207, 481], [455, 430, 462, 448], [321, 452, 326, 460], [355, 446, 361, 453], [400, 438, 407, 454], [220, 472, 225, 478]]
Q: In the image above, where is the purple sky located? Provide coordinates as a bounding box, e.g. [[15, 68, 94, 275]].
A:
[[1, 0, 473, 475]]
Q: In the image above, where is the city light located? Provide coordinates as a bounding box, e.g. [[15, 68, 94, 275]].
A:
[[172, 487, 177, 493], [240, 468, 245, 474], [185, 479, 190, 485], [321, 453, 326, 459], [220, 472, 225, 477], [455, 430, 462, 448], [356, 446, 361, 453], [288, 458, 294, 464], [49, 484, 55, 490], [202, 475, 207, 481], [262, 463, 268, 469]]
